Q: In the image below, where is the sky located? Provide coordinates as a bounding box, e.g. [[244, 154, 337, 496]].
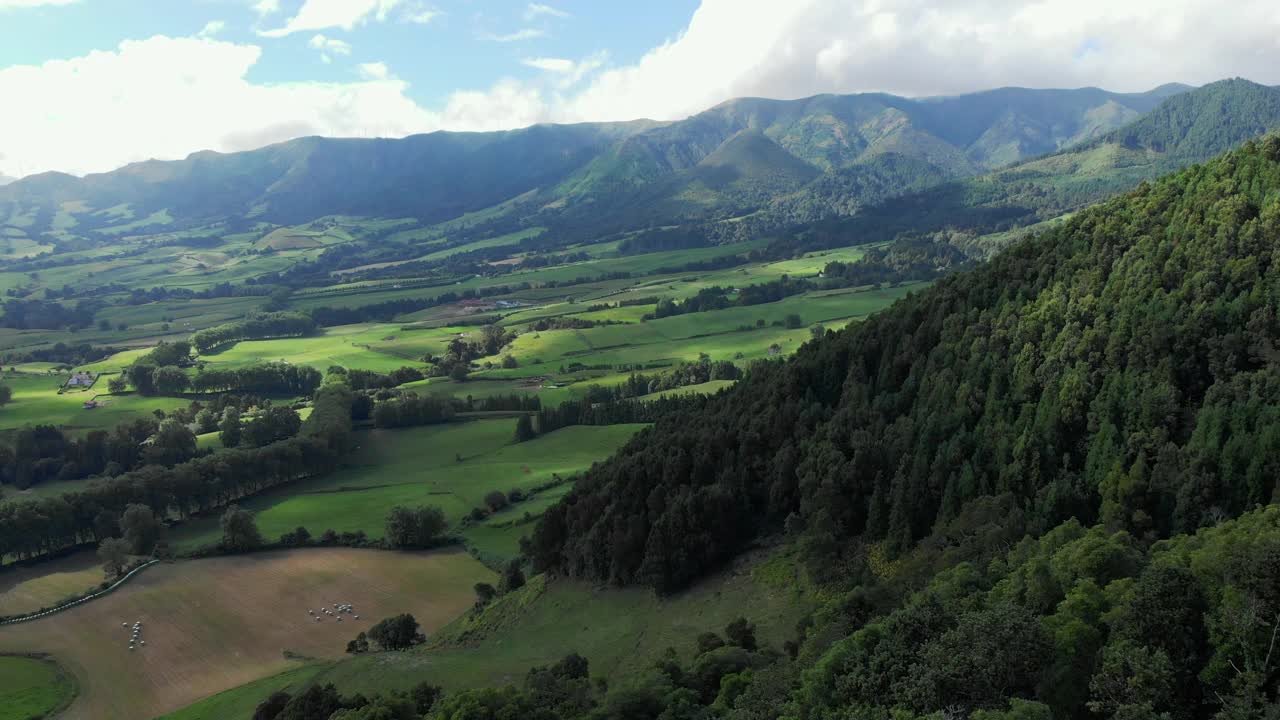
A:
[[1, 0, 1279, 179]]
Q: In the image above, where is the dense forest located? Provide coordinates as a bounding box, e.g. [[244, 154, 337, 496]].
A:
[[530, 134, 1280, 593]]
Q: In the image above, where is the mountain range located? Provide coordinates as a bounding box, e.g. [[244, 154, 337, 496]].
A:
[[0, 80, 1233, 244], [5, 79, 1280, 260]]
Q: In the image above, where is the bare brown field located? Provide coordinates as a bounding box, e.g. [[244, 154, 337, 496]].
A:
[[0, 547, 493, 720]]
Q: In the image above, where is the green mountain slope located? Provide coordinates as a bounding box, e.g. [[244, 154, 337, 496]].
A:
[[530, 132, 1280, 593], [787, 79, 1280, 251], [0, 84, 1188, 249], [548, 85, 1183, 233]]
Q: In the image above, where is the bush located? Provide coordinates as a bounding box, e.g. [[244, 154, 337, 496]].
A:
[[484, 491, 509, 512], [368, 613, 425, 650]]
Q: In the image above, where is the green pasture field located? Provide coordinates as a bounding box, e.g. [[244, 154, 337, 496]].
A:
[[0, 655, 77, 720], [167, 420, 643, 553], [0, 371, 188, 434], [196, 323, 423, 371]]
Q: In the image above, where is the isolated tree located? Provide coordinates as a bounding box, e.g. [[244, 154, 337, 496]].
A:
[[474, 582, 497, 608], [368, 613, 425, 650], [346, 632, 370, 655], [107, 375, 128, 393], [218, 408, 242, 447], [252, 691, 292, 720], [97, 537, 130, 576], [120, 504, 161, 555], [514, 414, 537, 443], [220, 505, 263, 552], [501, 354, 518, 369], [0, 384, 11, 406], [484, 490, 509, 513], [725, 617, 758, 651], [784, 313, 803, 329], [498, 558, 526, 594]]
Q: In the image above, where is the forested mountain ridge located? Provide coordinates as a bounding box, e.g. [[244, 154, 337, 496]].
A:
[[786, 79, 1280, 254], [0, 84, 1184, 245], [529, 133, 1280, 596]]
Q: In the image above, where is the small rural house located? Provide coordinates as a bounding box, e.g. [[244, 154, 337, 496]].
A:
[[66, 371, 94, 388]]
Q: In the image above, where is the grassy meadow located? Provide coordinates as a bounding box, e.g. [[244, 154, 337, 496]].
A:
[[0, 654, 77, 720], [167, 420, 643, 559]]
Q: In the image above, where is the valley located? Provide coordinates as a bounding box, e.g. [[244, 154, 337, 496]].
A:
[[0, 72, 1278, 720]]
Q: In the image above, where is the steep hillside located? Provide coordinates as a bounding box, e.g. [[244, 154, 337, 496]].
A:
[[784, 79, 1280, 252], [530, 133, 1280, 594]]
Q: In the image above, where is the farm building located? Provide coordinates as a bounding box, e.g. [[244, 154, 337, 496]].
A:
[[65, 371, 94, 388]]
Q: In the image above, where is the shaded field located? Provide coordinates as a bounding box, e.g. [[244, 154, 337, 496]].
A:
[[167, 420, 643, 557], [0, 654, 77, 720], [0, 548, 493, 720], [0, 551, 109, 617]]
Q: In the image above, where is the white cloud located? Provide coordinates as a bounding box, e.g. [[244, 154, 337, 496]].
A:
[[308, 33, 351, 63], [198, 20, 226, 38], [401, 2, 440, 24], [521, 57, 574, 73], [251, 0, 279, 16], [6, 0, 1280, 178], [308, 34, 351, 54], [358, 62, 390, 80], [552, 0, 1280, 123], [0, 35, 438, 177], [525, 3, 569, 21], [521, 52, 608, 88], [484, 28, 544, 43], [0, 0, 77, 8], [260, 0, 402, 37]]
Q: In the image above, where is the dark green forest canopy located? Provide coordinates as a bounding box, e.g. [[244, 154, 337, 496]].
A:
[[529, 134, 1280, 594]]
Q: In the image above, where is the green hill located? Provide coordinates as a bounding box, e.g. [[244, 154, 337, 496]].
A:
[[0, 84, 1191, 249], [786, 79, 1280, 252], [532, 133, 1280, 591]]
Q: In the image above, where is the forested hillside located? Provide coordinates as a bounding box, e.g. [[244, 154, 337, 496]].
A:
[[530, 134, 1280, 595]]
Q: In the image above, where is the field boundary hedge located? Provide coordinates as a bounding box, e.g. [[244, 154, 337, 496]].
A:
[[0, 559, 160, 626]]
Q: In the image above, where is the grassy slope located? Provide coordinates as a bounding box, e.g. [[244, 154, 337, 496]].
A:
[[167, 421, 644, 557]]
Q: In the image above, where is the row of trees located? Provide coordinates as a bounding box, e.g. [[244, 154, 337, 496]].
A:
[[190, 311, 316, 354], [0, 373, 353, 565]]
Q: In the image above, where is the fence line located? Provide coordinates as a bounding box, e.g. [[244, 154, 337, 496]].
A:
[[0, 559, 160, 626]]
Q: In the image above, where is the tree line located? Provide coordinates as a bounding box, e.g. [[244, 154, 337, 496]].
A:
[[190, 311, 316, 354], [0, 372, 353, 566]]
